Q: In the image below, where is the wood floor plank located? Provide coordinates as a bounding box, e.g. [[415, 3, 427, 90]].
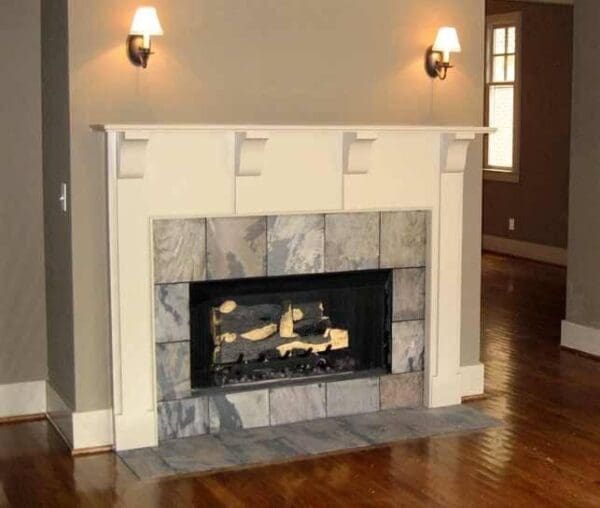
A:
[[0, 253, 599, 506]]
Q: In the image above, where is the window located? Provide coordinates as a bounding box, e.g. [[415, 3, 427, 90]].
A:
[[484, 13, 521, 182]]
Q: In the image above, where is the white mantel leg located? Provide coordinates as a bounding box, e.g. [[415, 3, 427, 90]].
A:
[[108, 131, 158, 450], [426, 132, 475, 407]]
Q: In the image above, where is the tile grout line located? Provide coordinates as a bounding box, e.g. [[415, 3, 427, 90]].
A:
[[203, 218, 208, 280], [323, 213, 328, 273], [264, 215, 268, 276]]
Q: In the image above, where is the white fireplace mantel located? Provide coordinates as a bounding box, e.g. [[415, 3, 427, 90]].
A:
[[97, 123, 492, 451]]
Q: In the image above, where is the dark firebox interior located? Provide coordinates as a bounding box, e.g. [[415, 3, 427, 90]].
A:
[[190, 270, 392, 388]]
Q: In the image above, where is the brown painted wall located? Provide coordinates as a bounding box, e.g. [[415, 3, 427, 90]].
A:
[[483, 0, 572, 249], [0, 0, 47, 385]]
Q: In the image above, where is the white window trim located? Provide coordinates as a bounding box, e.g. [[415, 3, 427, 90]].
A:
[[484, 12, 522, 184]]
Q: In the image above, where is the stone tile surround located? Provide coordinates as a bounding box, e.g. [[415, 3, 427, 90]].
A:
[[324, 212, 379, 271], [267, 214, 324, 275], [206, 217, 267, 279], [153, 219, 206, 284], [153, 211, 428, 441], [152, 211, 428, 286], [157, 373, 423, 441]]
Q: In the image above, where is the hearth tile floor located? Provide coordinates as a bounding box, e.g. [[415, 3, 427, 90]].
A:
[[119, 405, 500, 480]]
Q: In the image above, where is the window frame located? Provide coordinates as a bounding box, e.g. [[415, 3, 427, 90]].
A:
[[484, 12, 522, 183]]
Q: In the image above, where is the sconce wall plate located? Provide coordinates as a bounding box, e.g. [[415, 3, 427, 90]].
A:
[[425, 46, 452, 80], [425, 46, 441, 77], [127, 35, 152, 68]]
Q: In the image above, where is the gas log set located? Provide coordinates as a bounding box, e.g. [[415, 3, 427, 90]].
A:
[[210, 299, 351, 385]]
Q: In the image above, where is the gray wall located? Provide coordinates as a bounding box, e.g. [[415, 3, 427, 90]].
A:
[[41, 0, 76, 408], [57, 0, 485, 411], [461, 136, 484, 366], [566, 0, 600, 329], [0, 0, 47, 385]]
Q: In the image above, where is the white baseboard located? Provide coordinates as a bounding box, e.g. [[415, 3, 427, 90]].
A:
[[46, 382, 114, 451], [561, 320, 600, 357], [428, 373, 463, 407], [483, 235, 567, 266], [0, 380, 46, 418], [73, 409, 114, 450], [459, 363, 485, 397], [0, 380, 114, 451], [46, 382, 74, 447]]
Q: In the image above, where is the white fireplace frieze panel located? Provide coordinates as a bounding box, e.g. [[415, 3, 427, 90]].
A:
[[344, 131, 439, 211], [143, 132, 235, 217], [235, 131, 343, 215], [99, 124, 491, 450]]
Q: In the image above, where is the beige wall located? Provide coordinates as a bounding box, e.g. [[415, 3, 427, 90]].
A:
[[64, 0, 484, 410], [42, 0, 76, 408], [566, 0, 600, 329], [0, 0, 47, 385]]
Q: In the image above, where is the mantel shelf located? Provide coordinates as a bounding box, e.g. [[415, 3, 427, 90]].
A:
[[93, 123, 493, 134]]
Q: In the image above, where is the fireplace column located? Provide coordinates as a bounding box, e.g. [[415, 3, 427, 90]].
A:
[[426, 132, 477, 407]]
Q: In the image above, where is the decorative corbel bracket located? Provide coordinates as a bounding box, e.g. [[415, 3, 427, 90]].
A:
[[440, 132, 476, 173], [118, 131, 151, 179], [342, 131, 378, 174], [235, 131, 269, 177]]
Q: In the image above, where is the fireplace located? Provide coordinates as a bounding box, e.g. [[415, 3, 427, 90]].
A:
[[99, 124, 487, 450], [190, 270, 392, 388]]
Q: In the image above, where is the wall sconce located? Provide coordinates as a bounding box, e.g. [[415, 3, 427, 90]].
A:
[[425, 27, 461, 80], [127, 7, 163, 69]]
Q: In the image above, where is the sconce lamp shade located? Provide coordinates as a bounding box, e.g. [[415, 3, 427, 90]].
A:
[[432, 27, 461, 54], [129, 7, 163, 36]]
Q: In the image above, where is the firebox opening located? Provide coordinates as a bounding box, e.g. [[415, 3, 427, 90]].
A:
[[190, 269, 392, 388]]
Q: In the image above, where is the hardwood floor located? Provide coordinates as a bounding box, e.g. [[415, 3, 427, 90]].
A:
[[1, 253, 599, 507]]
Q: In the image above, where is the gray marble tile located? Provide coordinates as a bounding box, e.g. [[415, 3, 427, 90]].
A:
[[206, 217, 266, 279], [270, 383, 326, 425], [267, 214, 324, 275], [380, 211, 427, 268], [325, 213, 379, 272], [391, 406, 499, 438], [216, 426, 299, 463], [392, 321, 425, 374], [156, 342, 190, 401], [393, 268, 426, 321], [337, 410, 418, 444], [153, 219, 206, 283], [278, 418, 370, 455], [158, 434, 239, 473], [118, 448, 174, 479], [154, 284, 190, 343], [209, 389, 269, 433], [119, 406, 501, 480], [157, 397, 209, 441], [379, 372, 424, 409], [326, 377, 380, 417]]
